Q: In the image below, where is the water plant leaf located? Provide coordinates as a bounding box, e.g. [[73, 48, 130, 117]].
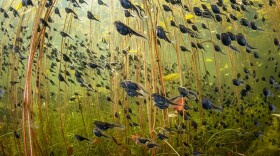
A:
[[185, 14, 194, 20], [205, 58, 213, 62], [16, 2, 22, 11], [163, 73, 180, 81]]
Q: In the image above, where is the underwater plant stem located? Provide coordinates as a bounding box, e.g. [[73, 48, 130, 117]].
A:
[[35, 36, 47, 154], [207, 21, 222, 102], [203, 128, 241, 146], [22, 1, 47, 155], [153, 1, 166, 96], [79, 102, 88, 135], [57, 5, 72, 153], [163, 140, 180, 156], [153, 1, 168, 131], [143, 0, 155, 137], [191, 50, 203, 119]]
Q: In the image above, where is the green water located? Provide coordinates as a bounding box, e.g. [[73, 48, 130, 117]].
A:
[[0, 0, 280, 155]]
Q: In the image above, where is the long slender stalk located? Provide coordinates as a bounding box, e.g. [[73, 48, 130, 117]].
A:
[[22, 1, 48, 155]]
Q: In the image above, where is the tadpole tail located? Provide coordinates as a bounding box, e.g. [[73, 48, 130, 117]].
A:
[[246, 44, 257, 49], [135, 5, 146, 18], [131, 29, 147, 39], [131, 4, 143, 19], [229, 45, 240, 53], [64, 81, 69, 86], [212, 105, 223, 111], [201, 40, 214, 44], [103, 134, 111, 138], [67, 35, 74, 40], [165, 37, 171, 43], [111, 136, 121, 145], [220, 51, 227, 55]]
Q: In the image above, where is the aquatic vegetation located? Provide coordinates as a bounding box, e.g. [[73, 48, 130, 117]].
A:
[[0, 0, 280, 155]]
